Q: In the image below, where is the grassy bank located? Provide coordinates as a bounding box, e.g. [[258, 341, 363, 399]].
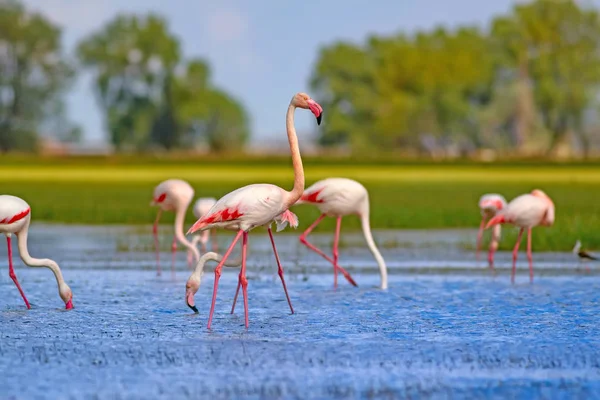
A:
[[1, 157, 599, 251]]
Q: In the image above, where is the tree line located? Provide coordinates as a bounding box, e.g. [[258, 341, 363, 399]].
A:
[[2, 0, 600, 156], [311, 0, 600, 157]]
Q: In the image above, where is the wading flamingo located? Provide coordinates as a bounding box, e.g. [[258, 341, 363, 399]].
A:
[[0, 195, 73, 309], [151, 179, 200, 276], [187, 92, 322, 329], [486, 189, 555, 284], [476, 194, 507, 270], [186, 252, 241, 314], [188, 198, 218, 267], [294, 178, 387, 289]]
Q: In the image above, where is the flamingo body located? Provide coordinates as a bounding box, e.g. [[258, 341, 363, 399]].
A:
[[476, 193, 507, 269], [296, 177, 388, 289], [151, 179, 199, 276], [486, 189, 554, 283], [0, 195, 73, 309]]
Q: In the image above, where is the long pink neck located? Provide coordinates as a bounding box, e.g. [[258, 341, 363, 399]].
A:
[[174, 205, 199, 262], [284, 103, 305, 208]]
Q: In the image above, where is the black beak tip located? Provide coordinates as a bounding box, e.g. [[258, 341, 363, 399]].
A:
[[188, 303, 199, 313], [316, 113, 322, 125]]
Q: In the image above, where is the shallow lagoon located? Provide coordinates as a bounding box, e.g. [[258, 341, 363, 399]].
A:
[[1, 225, 599, 399]]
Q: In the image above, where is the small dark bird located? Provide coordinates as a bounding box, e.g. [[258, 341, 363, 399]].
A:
[[573, 240, 598, 261]]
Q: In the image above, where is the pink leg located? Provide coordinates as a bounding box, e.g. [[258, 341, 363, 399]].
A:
[[240, 232, 250, 328], [268, 227, 294, 313], [207, 230, 243, 330], [171, 236, 177, 275], [332, 217, 343, 288], [488, 226, 499, 273], [187, 250, 193, 269], [7, 236, 30, 309], [527, 228, 534, 283], [299, 214, 357, 287], [153, 210, 162, 276], [476, 217, 486, 262], [512, 228, 524, 284]]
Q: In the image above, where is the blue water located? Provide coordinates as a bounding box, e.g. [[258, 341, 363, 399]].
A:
[[0, 226, 599, 399]]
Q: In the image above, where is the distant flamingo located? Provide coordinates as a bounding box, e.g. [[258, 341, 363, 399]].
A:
[[476, 194, 507, 270], [486, 189, 555, 283], [0, 195, 73, 309], [187, 92, 322, 329], [150, 179, 200, 276], [188, 198, 218, 267], [295, 177, 387, 289]]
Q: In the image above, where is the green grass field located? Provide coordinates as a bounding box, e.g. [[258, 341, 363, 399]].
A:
[[1, 155, 599, 251]]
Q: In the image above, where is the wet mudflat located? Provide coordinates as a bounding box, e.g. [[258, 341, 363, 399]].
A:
[[0, 225, 599, 399]]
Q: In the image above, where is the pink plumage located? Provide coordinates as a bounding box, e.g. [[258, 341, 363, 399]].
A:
[[476, 193, 507, 270], [485, 189, 555, 283]]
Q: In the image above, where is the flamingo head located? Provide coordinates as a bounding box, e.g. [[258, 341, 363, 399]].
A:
[[59, 283, 73, 310], [292, 92, 323, 125], [185, 276, 201, 313]]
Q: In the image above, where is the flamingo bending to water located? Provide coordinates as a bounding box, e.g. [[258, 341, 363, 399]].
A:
[[187, 92, 322, 329], [151, 179, 200, 276], [0, 195, 73, 309], [295, 178, 387, 289], [476, 194, 507, 270], [486, 189, 555, 283]]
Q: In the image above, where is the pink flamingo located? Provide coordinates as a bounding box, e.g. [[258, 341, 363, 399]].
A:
[[189, 197, 218, 261], [0, 195, 73, 309], [151, 179, 200, 276], [476, 193, 507, 270], [295, 177, 388, 289], [185, 252, 241, 313], [486, 189, 555, 284], [187, 92, 322, 329]]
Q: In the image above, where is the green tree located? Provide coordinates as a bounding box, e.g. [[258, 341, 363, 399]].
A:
[[77, 14, 250, 152], [0, 0, 75, 152]]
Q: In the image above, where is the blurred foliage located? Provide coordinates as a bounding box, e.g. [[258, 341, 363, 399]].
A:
[[0, 0, 76, 152], [77, 14, 248, 152], [311, 0, 600, 156]]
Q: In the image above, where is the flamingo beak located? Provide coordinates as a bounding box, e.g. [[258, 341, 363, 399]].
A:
[[65, 299, 74, 310], [186, 290, 198, 313], [307, 99, 323, 125]]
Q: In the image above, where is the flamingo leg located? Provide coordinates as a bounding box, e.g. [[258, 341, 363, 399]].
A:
[[299, 214, 357, 287], [476, 217, 486, 262], [332, 217, 343, 288], [527, 228, 534, 283], [153, 209, 163, 276], [240, 232, 250, 328], [6, 235, 30, 309], [512, 228, 524, 284], [488, 225, 500, 273], [171, 235, 177, 275], [267, 227, 294, 314], [207, 230, 243, 330]]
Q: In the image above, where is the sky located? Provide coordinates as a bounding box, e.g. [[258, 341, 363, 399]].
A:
[[21, 0, 594, 145]]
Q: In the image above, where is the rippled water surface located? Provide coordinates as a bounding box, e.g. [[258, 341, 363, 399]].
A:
[[0, 225, 599, 399]]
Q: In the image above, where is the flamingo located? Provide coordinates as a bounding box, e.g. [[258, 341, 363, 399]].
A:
[[187, 92, 322, 329], [188, 198, 218, 266], [185, 252, 241, 314], [150, 179, 200, 276], [294, 177, 388, 289], [0, 195, 73, 309], [476, 194, 507, 270], [486, 189, 555, 284]]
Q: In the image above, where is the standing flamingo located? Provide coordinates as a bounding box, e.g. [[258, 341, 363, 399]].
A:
[[187, 92, 322, 329], [150, 179, 200, 276], [294, 178, 388, 289], [486, 189, 555, 284], [476, 194, 507, 270], [188, 198, 218, 266], [0, 195, 73, 309]]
